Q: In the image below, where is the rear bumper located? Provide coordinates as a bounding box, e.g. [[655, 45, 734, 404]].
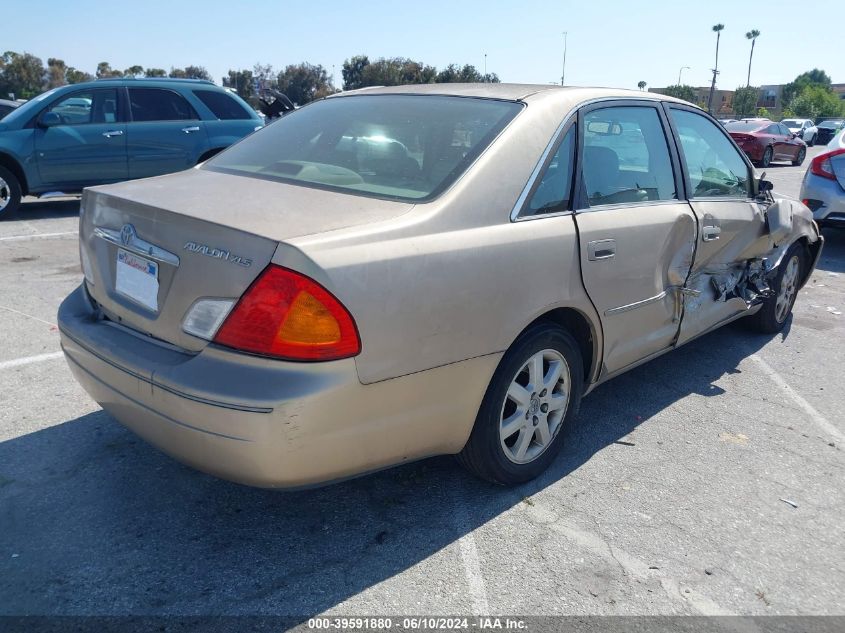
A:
[[800, 173, 845, 227], [59, 284, 499, 488]]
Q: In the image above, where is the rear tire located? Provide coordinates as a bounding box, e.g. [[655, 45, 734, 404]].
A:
[[0, 165, 22, 221], [747, 243, 805, 334], [792, 147, 806, 167], [457, 323, 584, 485], [808, 133, 816, 147]]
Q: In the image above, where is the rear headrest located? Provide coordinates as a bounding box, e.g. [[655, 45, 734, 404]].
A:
[[583, 145, 620, 199]]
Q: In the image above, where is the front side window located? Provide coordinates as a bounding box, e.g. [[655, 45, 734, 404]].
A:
[[204, 95, 522, 202], [129, 88, 197, 122], [670, 108, 750, 199], [193, 89, 252, 120], [523, 126, 575, 216], [47, 89, 118, 125], [581, 106, 677, 206]]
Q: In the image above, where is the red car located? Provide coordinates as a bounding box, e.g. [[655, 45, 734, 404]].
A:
[[725, 120, 807, 168]]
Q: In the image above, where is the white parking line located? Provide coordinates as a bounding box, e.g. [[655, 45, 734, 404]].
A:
[[0, 351, 64, 371], [750, 353, 845, 444], [0, 231, 78, 242], [452, 484, 491, 615]]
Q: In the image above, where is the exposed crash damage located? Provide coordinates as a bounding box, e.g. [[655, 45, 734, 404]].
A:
[[676, 192, 823, 344]]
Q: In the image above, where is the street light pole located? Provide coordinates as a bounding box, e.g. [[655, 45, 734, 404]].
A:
[[484, 53, 487, 79], [560, 32, 568, 85], [678, 66, 690, 85]]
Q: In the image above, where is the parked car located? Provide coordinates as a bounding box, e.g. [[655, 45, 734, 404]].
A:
[[58, 85, 822, 488], [717, 118, 737, 126], [725, 120, 807, 167], [827, 128, 845, 150], [800, 148, 845, 228], [0, 78, 263, 219], [781, 118, 818, 146], [816, 119, 845, 145], [0, 99, 20, 119]]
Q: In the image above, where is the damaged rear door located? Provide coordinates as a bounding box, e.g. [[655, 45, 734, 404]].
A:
[[666, 105, 771, 346]]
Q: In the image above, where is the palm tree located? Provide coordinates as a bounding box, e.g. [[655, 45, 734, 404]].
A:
[[637, 81, 647, 91], [745, 29, 760, 86], [707, 24, 725, 114]]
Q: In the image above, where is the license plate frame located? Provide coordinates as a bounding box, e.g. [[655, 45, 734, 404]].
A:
[[115, 248, 159, 312]]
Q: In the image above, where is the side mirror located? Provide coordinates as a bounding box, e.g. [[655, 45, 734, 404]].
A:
[[758, 178, 774, 193], [38, 112, 61, 128]]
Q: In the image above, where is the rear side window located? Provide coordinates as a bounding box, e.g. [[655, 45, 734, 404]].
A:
[[204, 95, 522, 202], [670, 109, 750, 199], [581, 106, 677, 205], [193, 90, 252, 120], [129, 88, 197, 122], [524, 126, 575, 216]]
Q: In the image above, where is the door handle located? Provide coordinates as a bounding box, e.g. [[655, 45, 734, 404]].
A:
[[587, 239, 616, 261], [102, 130, 123, 138], [181, 126, 201, 134], [702, 225, 721, 241]]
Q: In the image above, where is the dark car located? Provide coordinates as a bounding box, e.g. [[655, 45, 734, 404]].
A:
[[0, 78, 263, 219], [816, 119, 845, 145], [0, 99, 20, 119], [725, 120, 807, 168]]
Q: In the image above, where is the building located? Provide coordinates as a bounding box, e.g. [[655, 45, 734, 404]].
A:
[[648, 87, 734, 115]]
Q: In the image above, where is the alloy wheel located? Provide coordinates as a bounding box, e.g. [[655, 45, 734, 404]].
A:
[[499, 349, 571, 464], [775, 255, 800, 323], [0, 176, 9, 212]]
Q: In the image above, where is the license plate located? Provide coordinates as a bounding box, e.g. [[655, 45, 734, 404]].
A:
[[116, 248, 159, 311]]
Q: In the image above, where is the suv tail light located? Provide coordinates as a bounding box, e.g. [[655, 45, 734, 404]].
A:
[[810, 149, 845, 180], [214, 265, 360, 361]]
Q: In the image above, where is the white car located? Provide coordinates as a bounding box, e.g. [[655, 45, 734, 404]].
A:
[[827, 128, 845, 150], [782, 118, 818, 146]]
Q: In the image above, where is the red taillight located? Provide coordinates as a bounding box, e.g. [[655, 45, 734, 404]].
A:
[[810, 149, 845, 181], [214, 265, 361, 361], [732, 133, 752, 142]]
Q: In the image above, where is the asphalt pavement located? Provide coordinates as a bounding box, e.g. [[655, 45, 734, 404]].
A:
[[0, 147, 843, 621]]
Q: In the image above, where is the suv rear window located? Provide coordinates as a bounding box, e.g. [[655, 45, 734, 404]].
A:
[[193, 89, 252, 120], [204, 95, 522, 201]]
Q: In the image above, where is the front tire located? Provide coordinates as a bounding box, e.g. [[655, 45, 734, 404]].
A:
[[808, 133, 816, 147], [0, 165, 22, 221], [759, 146, 773, 168], [747, 243, 805, 333], [457, 323, 584, 485], [792, 147, 806, 167]]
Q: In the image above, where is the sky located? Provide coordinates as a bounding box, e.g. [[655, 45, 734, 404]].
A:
[[3, 0, 841, 91]]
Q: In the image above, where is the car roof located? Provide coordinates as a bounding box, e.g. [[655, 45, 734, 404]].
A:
[[331, 83, 693, 106]]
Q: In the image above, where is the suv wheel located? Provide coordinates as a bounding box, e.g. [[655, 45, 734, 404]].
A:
[[0, 165, 22, 221]]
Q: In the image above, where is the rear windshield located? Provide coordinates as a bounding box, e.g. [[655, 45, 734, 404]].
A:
[[780, 120, 802, 127], [193, 89, 253, 120], [819, 120, 843, 129], [725, 121, 766, 132], [203, 95, 523, 202]]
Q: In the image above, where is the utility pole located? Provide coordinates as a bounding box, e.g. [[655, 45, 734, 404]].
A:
[[560, 32, 568, 85], [484, 53, 487, 79]]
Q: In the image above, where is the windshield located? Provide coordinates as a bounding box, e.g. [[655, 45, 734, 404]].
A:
[[781, 120, 802, 128], [204, 95, 522, 202], [725, 121, 766, 132], [819, 120, 844, 129]]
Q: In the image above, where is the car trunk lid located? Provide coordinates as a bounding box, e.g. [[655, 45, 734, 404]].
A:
[[79, 169, 414, 352]]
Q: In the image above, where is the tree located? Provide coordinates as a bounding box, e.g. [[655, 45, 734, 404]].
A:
[[144, 68, 166, 77], [342, 55, 369, 90], [787, 85, 845, 119], [0, 52, 45, 99], [359, 57, 437, 87], [96, 62, 122, 78], [782, 69, 833, 108], [707, 24, 725, 114], [123, 65, 144, 78], [46, 58, 67, 89], [434, 63, 497, 83], [745, 30, 760, 86], [732, 86, 759, 118], [276, 62, 333, 105], [637, 81, 647, 91], [663, 84, 697, 104], [65, 67, 93, 84], [168, 66, 209, 80], [253, 63, 275, 90], [223, 69, 255, 101]]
